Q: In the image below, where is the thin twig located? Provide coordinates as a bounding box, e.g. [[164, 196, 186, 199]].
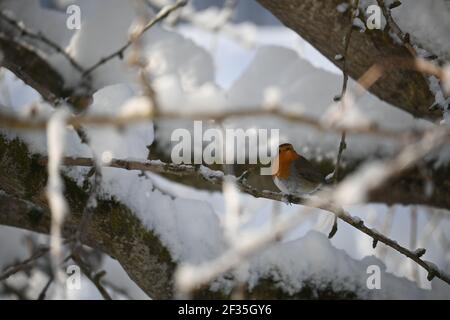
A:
[[0, 54, 446, 138], [335, 0, 359, 101], [329, 0, 359, 237], [0, 10, 85, 74], [40, 156, 198, 177], [128, 25, 160, 115], [0, 247, 50, 282], [0, 105, 416, 139], [333, 0, 360, 181], [37, 276, 53, 300], [376, 0, 416, 56], [81, 0, 187, 79], [376, 0, 448, 109], [0, 53, 444, 132]]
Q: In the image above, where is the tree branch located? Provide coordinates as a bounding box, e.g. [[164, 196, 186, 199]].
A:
[[256, 0, 442, 120], [34, 123, 450, 288], [0, 135, 177, 299], [0, 10, 85, 74], [0, 35, 67, 104], [38, 153, 450, 212]]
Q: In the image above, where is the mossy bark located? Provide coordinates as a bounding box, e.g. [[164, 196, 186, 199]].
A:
[[0, 135, 176, 299]]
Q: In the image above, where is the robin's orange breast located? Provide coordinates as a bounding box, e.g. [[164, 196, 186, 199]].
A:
[[272, 150, 300, 179]]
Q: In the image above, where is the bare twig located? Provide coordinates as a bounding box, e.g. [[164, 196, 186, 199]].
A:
[[328, 0, 359, 237], [37, 276, 53, 300], [0, 104, 415, 139], [81, 0, 187, 79], [40, 156, 198, 177], [128, 25, 160, 115], [1, 53, 446, 140], [0, 10, 85, 74], [0, 247, 50, 282], [376, 0, 416, 56], [0, 107, 153, 130], [335, 0, 359, 102]]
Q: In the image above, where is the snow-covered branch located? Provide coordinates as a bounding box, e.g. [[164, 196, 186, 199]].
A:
[[0, 10, 85, 74], [33, 121, 450, 289]]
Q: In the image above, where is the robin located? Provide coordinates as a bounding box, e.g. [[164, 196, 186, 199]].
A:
[[272, 143, 326, 197]]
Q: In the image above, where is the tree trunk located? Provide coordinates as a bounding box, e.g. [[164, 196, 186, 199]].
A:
[[256, 0, 441, 120]]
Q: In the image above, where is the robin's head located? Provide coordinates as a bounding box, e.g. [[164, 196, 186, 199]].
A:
[[278, 143, 299, 158]]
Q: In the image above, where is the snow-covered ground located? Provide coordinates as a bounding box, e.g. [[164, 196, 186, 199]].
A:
[[0, 0, 449, 299]]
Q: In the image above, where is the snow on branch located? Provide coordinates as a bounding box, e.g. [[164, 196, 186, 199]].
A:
[[35, 120, 450, 291], [0, 10, 85, 74]]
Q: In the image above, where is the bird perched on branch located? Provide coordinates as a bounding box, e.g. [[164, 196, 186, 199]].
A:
[[272, 143, 327, 198]]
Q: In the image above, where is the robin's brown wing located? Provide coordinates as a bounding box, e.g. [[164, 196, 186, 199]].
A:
[[294, 156, 326, 184]]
